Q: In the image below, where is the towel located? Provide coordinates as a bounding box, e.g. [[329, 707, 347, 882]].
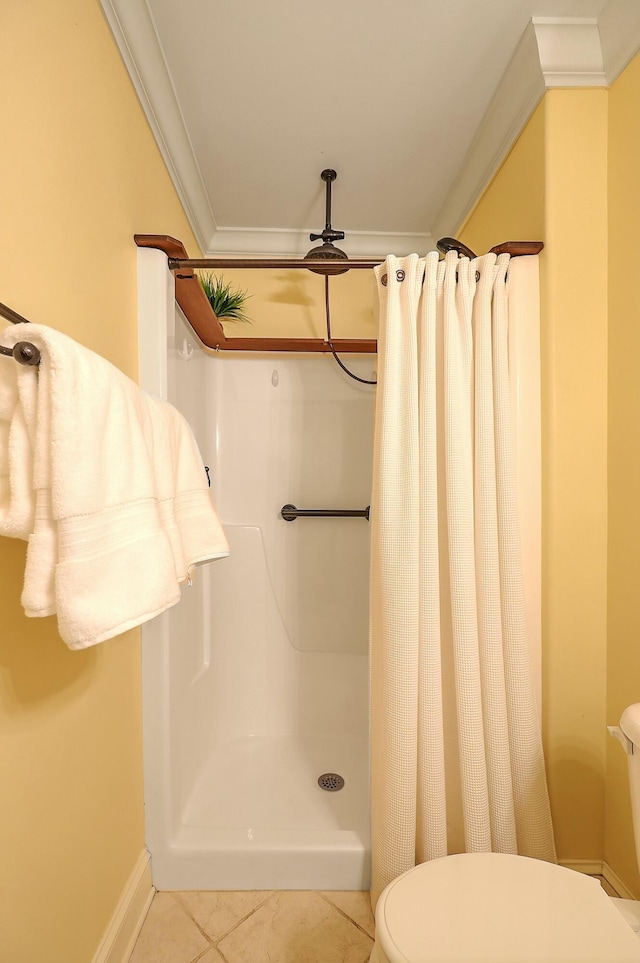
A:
[[0, 358, 35, 538], [0, 322, 229, 649]]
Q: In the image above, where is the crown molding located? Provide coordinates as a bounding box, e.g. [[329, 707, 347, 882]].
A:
[[599, 0, 640, 84], [532, 18, 605, 87], [434, 9, 640, 237], [432, 21, 545, 241], [99, 0, 215, 251], [206, 227, 435, 258]]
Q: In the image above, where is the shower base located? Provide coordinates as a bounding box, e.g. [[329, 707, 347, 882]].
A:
[[152, 733, 370, 891]]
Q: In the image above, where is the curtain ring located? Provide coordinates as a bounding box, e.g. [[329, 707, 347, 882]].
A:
[[476, 271, 480, 282], [381, 270, 406, 285]]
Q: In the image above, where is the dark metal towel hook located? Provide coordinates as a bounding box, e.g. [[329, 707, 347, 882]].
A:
[[0, 301, 41, 365]]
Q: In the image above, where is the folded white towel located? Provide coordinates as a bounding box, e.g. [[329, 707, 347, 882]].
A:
[[0, 359, 35, 538], [0, 323, 229, 649]]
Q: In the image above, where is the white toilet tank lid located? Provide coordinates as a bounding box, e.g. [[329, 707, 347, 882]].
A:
[[375, 853, 640, 963], [621, 704, 640, 749]]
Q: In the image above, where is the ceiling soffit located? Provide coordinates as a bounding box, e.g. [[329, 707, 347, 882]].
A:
[[100, 3, 640, 256]]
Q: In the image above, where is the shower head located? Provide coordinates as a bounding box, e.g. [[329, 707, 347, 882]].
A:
[[304, 169, 349, 275], [304, 240, 349, 275]]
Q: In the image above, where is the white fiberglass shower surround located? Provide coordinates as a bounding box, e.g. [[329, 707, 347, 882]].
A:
[[137, 247, 541, 892], [138, 248, 374, 890]]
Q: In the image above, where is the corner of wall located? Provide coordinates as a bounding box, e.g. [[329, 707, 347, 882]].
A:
[[605, 47, 640, 900]]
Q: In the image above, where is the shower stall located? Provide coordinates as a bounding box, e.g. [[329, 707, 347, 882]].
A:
[[138, 248, 375, 890], [137, 245, 541, 893]]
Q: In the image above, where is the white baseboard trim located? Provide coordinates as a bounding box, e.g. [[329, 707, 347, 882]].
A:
[[559, 858, 638, 900], [91, 849, 155, 963], [602, 860, 637, 901], [559, 858, 604, 876]]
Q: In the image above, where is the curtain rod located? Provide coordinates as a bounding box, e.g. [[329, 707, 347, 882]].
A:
[[165, 240, 543, 273], [169, 257, 378, 271]]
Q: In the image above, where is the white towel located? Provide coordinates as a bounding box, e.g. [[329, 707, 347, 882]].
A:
[[0, 359, 35, 538], [0, 323, 229, 649]]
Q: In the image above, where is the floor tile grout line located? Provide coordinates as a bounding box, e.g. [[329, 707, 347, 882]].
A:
[[215, 945, 232, 963], [170, 890, 276, 946], [147, 889, 375, 958], [317, 892, 376, 941], [209, 892, 277, 946], [213, 893, 376, 963], [163, 891, 280, 961], [194, 943, 232, 963], [169, 892, 215, 946], [191, 946, 217, 963]]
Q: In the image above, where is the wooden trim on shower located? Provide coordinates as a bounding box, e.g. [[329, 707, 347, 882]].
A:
[[134, 234, 543, 355], [135, 234, 229, 351]]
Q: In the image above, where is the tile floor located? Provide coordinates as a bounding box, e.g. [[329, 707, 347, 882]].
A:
[[130, 877, 618, 963], [130, 890, 375, 963]]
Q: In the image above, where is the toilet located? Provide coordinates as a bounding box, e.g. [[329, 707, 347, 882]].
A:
[[370, 703, 640, 963]]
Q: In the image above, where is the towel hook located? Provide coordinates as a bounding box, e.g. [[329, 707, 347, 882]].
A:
[[1, 341, 40, 366], [0, 301, 41, 366]]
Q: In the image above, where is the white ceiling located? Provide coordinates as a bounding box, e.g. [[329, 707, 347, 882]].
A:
[[102, 0, 640, 255]]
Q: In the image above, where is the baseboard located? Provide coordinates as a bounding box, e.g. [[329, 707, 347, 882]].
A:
[[602, 860, 638, 901], [559, 858, 604, 876], [559, 858, 639, 900], [91, 849, 155, 963]]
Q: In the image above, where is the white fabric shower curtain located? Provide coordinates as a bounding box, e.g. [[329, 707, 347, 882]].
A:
[[369, 250, 556, 905]]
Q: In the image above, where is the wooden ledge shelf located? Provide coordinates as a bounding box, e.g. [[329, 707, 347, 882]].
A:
[[134, 234, 543, 355]]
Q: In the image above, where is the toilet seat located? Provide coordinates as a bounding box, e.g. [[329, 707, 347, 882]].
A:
[[373, 853, 640, 962]]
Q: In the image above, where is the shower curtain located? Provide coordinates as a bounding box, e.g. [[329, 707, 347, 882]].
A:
[[369, 250, 556, 905]]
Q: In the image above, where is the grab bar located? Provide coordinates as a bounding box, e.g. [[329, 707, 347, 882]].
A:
[[280, 503, 370, 522]]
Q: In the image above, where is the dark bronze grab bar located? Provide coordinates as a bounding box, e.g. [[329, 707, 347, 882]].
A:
[[281, 503, 370, 522], [0, 301, 41, 366]]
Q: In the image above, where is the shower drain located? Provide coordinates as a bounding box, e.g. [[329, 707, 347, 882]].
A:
[[318, 772, 345, 792]]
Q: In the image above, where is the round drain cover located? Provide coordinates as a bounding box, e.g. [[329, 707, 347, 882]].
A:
[[318, 772, 345, 792]]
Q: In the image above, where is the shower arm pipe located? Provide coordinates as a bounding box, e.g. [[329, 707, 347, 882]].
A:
[[134, 235, 543, 355]]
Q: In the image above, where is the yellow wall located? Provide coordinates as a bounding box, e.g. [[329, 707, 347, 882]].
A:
[[606, 51, 640, 897], [215, 267, 377, 341], [0, 3, 199, 961], [458, 99, 546, 254], [542, 89, 609, 865], [459, 89, 610, 866]]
